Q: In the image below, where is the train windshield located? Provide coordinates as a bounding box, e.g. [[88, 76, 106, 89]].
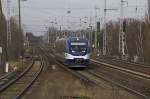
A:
[[70, 42, 87, 52]]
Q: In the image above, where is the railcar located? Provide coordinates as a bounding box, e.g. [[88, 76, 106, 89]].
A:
[[55, 37, 90, 68]]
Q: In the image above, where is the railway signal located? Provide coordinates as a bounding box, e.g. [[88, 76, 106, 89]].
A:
[[119, 0, 128, 57], [67, 10, 71, 14], [97, 21, 100, 32], [123, 20, 126, 32]]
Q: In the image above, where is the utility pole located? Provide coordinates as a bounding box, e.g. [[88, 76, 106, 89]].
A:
[[0, 0, 2, 18], [59, 25, 61, 38], [95, 21, 100, 53], [103, 0, 118, 55], [18, 0, 21, 34], [0, 0, 7, 72], [94, 7, 98, 52], [48, 31, 50, 44], [7, 0, 11, 46], [148, 0, 150, 22], [55, 18, 58, 40], [119, 0, 128, 57], [135, 3, 144, 62], [18, 0, 27, 57], [103, 0, 107, 55], [45, 26, 49, 43], [5, 0, 11, 72], [0, 0, 4, 70], [90, 16, 92, 46], [0, 0, 3, 41]]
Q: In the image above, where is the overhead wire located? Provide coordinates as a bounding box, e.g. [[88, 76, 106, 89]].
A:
[[21, 2, 147, 33], [18, 5, 147, 10]]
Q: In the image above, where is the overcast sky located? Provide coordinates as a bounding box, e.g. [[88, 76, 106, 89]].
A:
[[2, 0, 148, 36]]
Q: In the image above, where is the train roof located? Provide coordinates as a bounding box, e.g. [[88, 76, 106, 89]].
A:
[[67, 37, 88, 41], [56, 37, 88, 43]]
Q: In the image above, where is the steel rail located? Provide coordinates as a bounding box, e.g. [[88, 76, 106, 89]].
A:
[[91, 57, 150, 78], [40, 47, 96, 86], [0, 56, 44, 99], [0, 61, 34, 92], [93, 55, 150, 67], [42, 46, 150, 99], [15, 56, 44, 99], [86, 70, 150, 99]]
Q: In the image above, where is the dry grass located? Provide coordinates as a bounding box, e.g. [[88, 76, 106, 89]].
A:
[[22, 64, 143, 99]]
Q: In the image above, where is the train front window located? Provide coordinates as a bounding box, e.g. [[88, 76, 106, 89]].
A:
[[70, 42, 87, 52]]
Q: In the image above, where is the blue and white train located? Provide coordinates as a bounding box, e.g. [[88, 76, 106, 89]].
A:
[[55, 37, 90, 68]]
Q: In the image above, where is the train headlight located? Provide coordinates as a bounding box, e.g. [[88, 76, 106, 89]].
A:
[[65, 53, 67, 57], [82, 51, 86, 52]]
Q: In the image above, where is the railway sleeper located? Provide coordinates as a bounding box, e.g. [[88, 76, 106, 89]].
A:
[[0, 81, 6, 86], [15, 81, 27, 84], [24, 73, 35, 77]]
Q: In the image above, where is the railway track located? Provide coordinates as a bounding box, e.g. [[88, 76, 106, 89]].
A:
[[0, 61, 33, 92], [40, 46, 96, 85], [91, 59, 150, 79], [87, 69, 150, 98], [49, 55, 150, 98], [90, 58, 150, 98], [92, 56, 150, 76], [42, 46, 150, 99], [0, 56, 44, 99], [0, 70, 20, 89]]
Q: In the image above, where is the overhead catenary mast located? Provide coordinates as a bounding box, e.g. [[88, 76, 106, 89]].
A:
[[5, 0, 12, 72], [103, 0, 107, 55], [94, 7, 98, 52], [119, 0, 123, 55], [103, 0, 118, 55]]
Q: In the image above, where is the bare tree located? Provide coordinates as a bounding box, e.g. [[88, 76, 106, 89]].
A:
[[0, 0, 7, 72], [147, 0, 150, 21], [8, 17, 24, 60]]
